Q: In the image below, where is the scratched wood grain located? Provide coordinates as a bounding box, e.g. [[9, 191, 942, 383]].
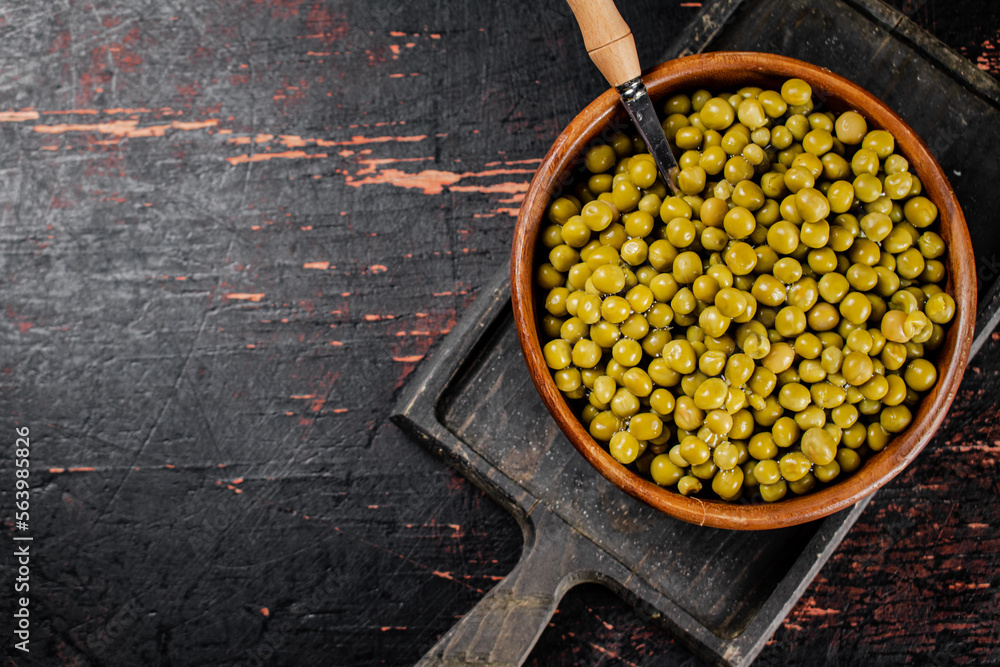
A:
[[0, 0, 997, 665]]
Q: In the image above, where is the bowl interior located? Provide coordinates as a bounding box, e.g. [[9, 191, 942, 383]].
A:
[[510, 52, 975, 530]]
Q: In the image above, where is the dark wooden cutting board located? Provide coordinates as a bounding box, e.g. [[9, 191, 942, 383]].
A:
[[393, 269, 868, 667], [392, 0, 1000, 665]]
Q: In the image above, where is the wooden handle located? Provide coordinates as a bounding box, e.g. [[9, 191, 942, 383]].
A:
[[565, 0, 641, 87], [415, 521, 565, 667], [416, 509, 600, 667]]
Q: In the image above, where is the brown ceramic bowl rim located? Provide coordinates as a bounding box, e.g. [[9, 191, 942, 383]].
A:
[[511, 52, 975, 530]]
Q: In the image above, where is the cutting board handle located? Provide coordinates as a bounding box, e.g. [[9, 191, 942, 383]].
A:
[[565, 0, 642, 87], [415, 510, 585, 666]]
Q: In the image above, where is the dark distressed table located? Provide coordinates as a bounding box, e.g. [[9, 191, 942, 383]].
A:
[[1, 1, 998, 665]]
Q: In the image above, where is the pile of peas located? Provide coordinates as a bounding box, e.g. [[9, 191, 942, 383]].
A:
[[536, 78, 957, 502]]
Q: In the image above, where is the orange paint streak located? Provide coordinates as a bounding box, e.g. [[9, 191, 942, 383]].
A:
[[332, 408, 348, 413], [291, 394, 317, 399], [103, 107, 164, 114], [170, 121, 217, 132], [396, 329, 451, 336], [225, 292, 265, 302], [345, 166, 533, 195], [390, 31, 407, 36], [327, 134, 426, 146], [587, 643, 642, 667], [354, 156, 434, 176], [0, 111, 40, 121], [33, 119, 218, 137], [329, 341, 344, 346], [310, 134, 425, 147], [485, 158, 543, 166], [226, 150, 327, 165], [227, 133, 427, 152], [261, 608, 270, 617], [345, 168, 462, 194], [306, 51, 330, 56], [49, 468, 66, 473], [41, 109, 100, 115], [388, 74, 405, 79], [949, 582, 991, 590], [369, 264, 387, 273], [393, 355, 425, 363], [389, 45, 400, 55], [69, 467, 96, 472], [282, 135, 309, 148], [303, 261, 330, 270]]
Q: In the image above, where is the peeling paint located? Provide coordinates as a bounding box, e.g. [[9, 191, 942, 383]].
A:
[[225, 293, 265, 302], [226, 150, 327, 165], [344, 167, 532, 195], [34, 119, 218, 137]]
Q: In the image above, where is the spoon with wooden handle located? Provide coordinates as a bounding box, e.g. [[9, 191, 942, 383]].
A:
[[565, 0, 681, 194]]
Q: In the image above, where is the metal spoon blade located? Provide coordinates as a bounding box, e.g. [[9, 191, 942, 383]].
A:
[[616, 77, 680, 194]]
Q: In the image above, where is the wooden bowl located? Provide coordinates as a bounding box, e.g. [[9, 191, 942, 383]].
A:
[[511, 52, 975, 530]]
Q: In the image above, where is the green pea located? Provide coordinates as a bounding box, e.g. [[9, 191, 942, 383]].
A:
[[880, 405, 913, 433], [591, 264, 626, 294], [700, 97, 736, 130], [712, 467, 744, 500], [779, 452, 812, 482], [650, 454, 684, 486], [543, 339, 572, 370], [835, 111, 867, 144], [609, 431, 641, 464], [925, 292, 956, 324], [801, 427, 837, 465], [584, 145, 617, 173]]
